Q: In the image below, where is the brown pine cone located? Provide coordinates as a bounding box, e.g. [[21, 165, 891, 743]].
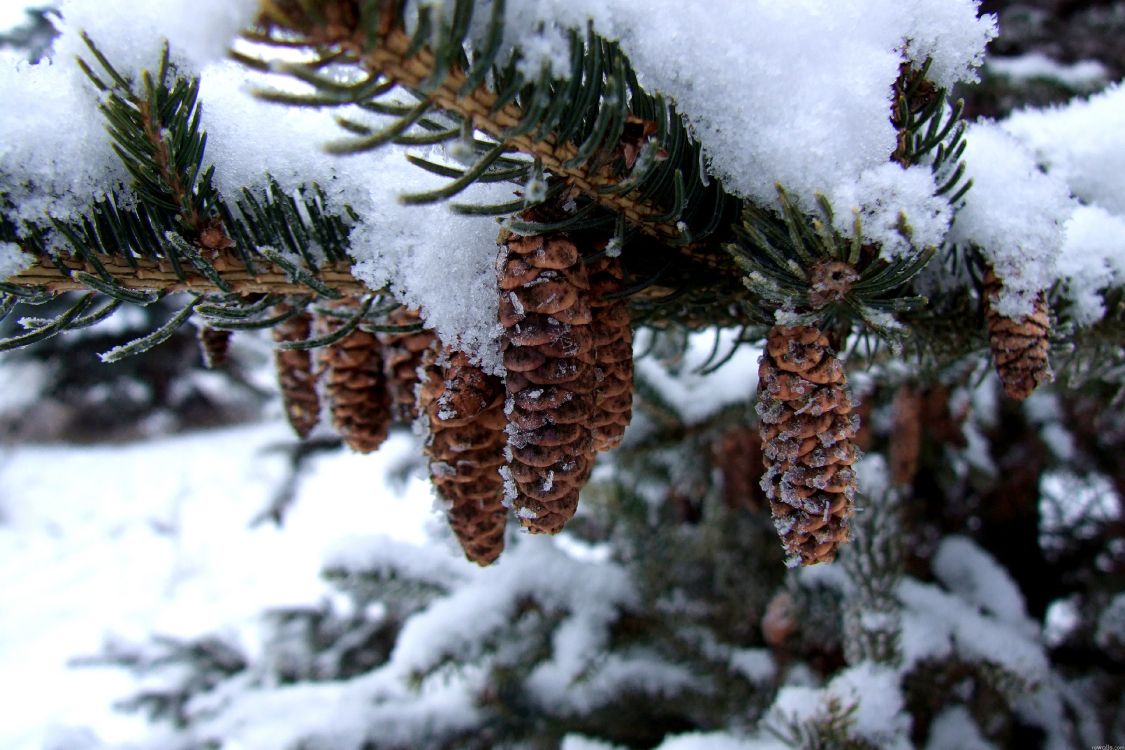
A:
[[588, 255, 634, 452], [983, 269, 1052, 400], [318, 303, 391, 453], [714, 425, 766, 512], [380, 306, 437, 423], [889, 384, 922, 488], [420, 347, 509, 565], [757, 325, 860, 566], [272, 303, 321, 439], [497, 230, 597, 534], [197, 324, 232, 369]]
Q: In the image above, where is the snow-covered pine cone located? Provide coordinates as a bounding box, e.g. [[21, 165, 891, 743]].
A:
[[272, 304, 321, 439], [419, 347, 509, 565], [588, 255, 634, 452], [380, 306, 436, 423], [983, 269, 1052, 400], [497, 230, 596, 534], [196, 324, 232, 369], [757, 325, 859, 566], [317, 303, 391, 453]]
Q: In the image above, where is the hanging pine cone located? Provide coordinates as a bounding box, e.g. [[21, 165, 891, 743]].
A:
[[587, 255, 634, 452], [714, 425, 766, 512], [757, 325, 859, 566], [419, 347, 509, 565], [983, 269, 1052, 400], [380, 306, 436, 423], [497, 229, 596, 534], [272, 303, 321, 439], [889, 384, 922, 488], [318, 303, 392, 453], [196, 324, 232, 369]]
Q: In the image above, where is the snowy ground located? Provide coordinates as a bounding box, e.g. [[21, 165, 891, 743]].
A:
[[0, 422, 437, 750]]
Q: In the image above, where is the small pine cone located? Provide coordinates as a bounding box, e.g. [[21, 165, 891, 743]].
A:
[[497, 230, 597, 534], [380, 306, 437, 423], [197, 324, 232, 369], [272, 304, 321, 439], [713, 425, 765, 512], [588, 255, 634, 452], [889, 384, 922, 488], [318, 304, 391, 453], [984, 269, 1052, 400], [757, 325, 859, 566], [419, 348, 509, 565]]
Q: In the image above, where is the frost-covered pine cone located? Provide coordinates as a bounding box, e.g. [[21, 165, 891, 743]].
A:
[[317, 304, 391, 453], [196, 324, 232, 369], [983, 269, 1052, 400], [757, 325, 859, 566], [419, 347, 508, 565], [587, 255, 634, 452], [380, 306, 436, 423], [272, 304, 321, 439], [497, 230, 596, 534]]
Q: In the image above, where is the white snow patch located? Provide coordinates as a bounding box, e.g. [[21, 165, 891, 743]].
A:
[[986, 53, 1107, 89], [1055, 204, 1125, 326], [926, 705, 995, 750], [1004, 82, 1125, 215], [0, 240, 33, 280], [932, 535, 1034, 636]]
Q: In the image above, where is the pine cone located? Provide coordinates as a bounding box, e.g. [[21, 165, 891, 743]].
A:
[[889, 384, 922, 488], [497, 230, 596, 534], [588, 255, 634, 452], [272, 303, 320, 439], [714, 425, 765, 512], [420, 347, 509, 565], [380, 306, 437, 423], [757, 325, 859, 566], [983, 269, 1052, 400], [318, 303, 391, 453], [197, 324, 232, 369]]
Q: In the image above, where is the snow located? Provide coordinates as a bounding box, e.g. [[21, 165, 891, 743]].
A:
[[949, 121, 1075, 318], [0, 422, 439, 750], [827, 163, 951, 258], [1039, 471, 1121, 547], [932, 535, 1034, 635], [633, 329, 762, 426], [1095, 593, 1125, 653], [0, 240, 33, 280], [493, 0, 994, 215], [986, 53, 1107, 89], [898, 578, 1049, 683], [926, 705, 995, 750], [1055, 205, 1125, 326], [1004, 82, 1125, 215]]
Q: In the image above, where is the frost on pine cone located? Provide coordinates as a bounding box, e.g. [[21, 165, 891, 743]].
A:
[[317, 303, 392, 453], [419, 347, 509, 565], [983, 269, 1052, 400], [272, 303, 321, 439], [497, 229, 596, 534], [196, 324, 232, 369], [380, 306, 436, 423], [757, 325, 859, 566], [588, 255, 634, 452]]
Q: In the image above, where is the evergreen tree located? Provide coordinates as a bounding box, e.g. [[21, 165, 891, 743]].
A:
[[1, 0, 1123, 747]]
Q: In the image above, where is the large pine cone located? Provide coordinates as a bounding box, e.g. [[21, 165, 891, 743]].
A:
[[380, 306, 436, 423], [588, 255, 634, 452], [497, 230, 596, 534], [318, 303, 391, 453], [420, 347, 509, 565], [272, 303, 320, 439], [757, 325, 859, 566], [983, 269, 1051, 400]]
